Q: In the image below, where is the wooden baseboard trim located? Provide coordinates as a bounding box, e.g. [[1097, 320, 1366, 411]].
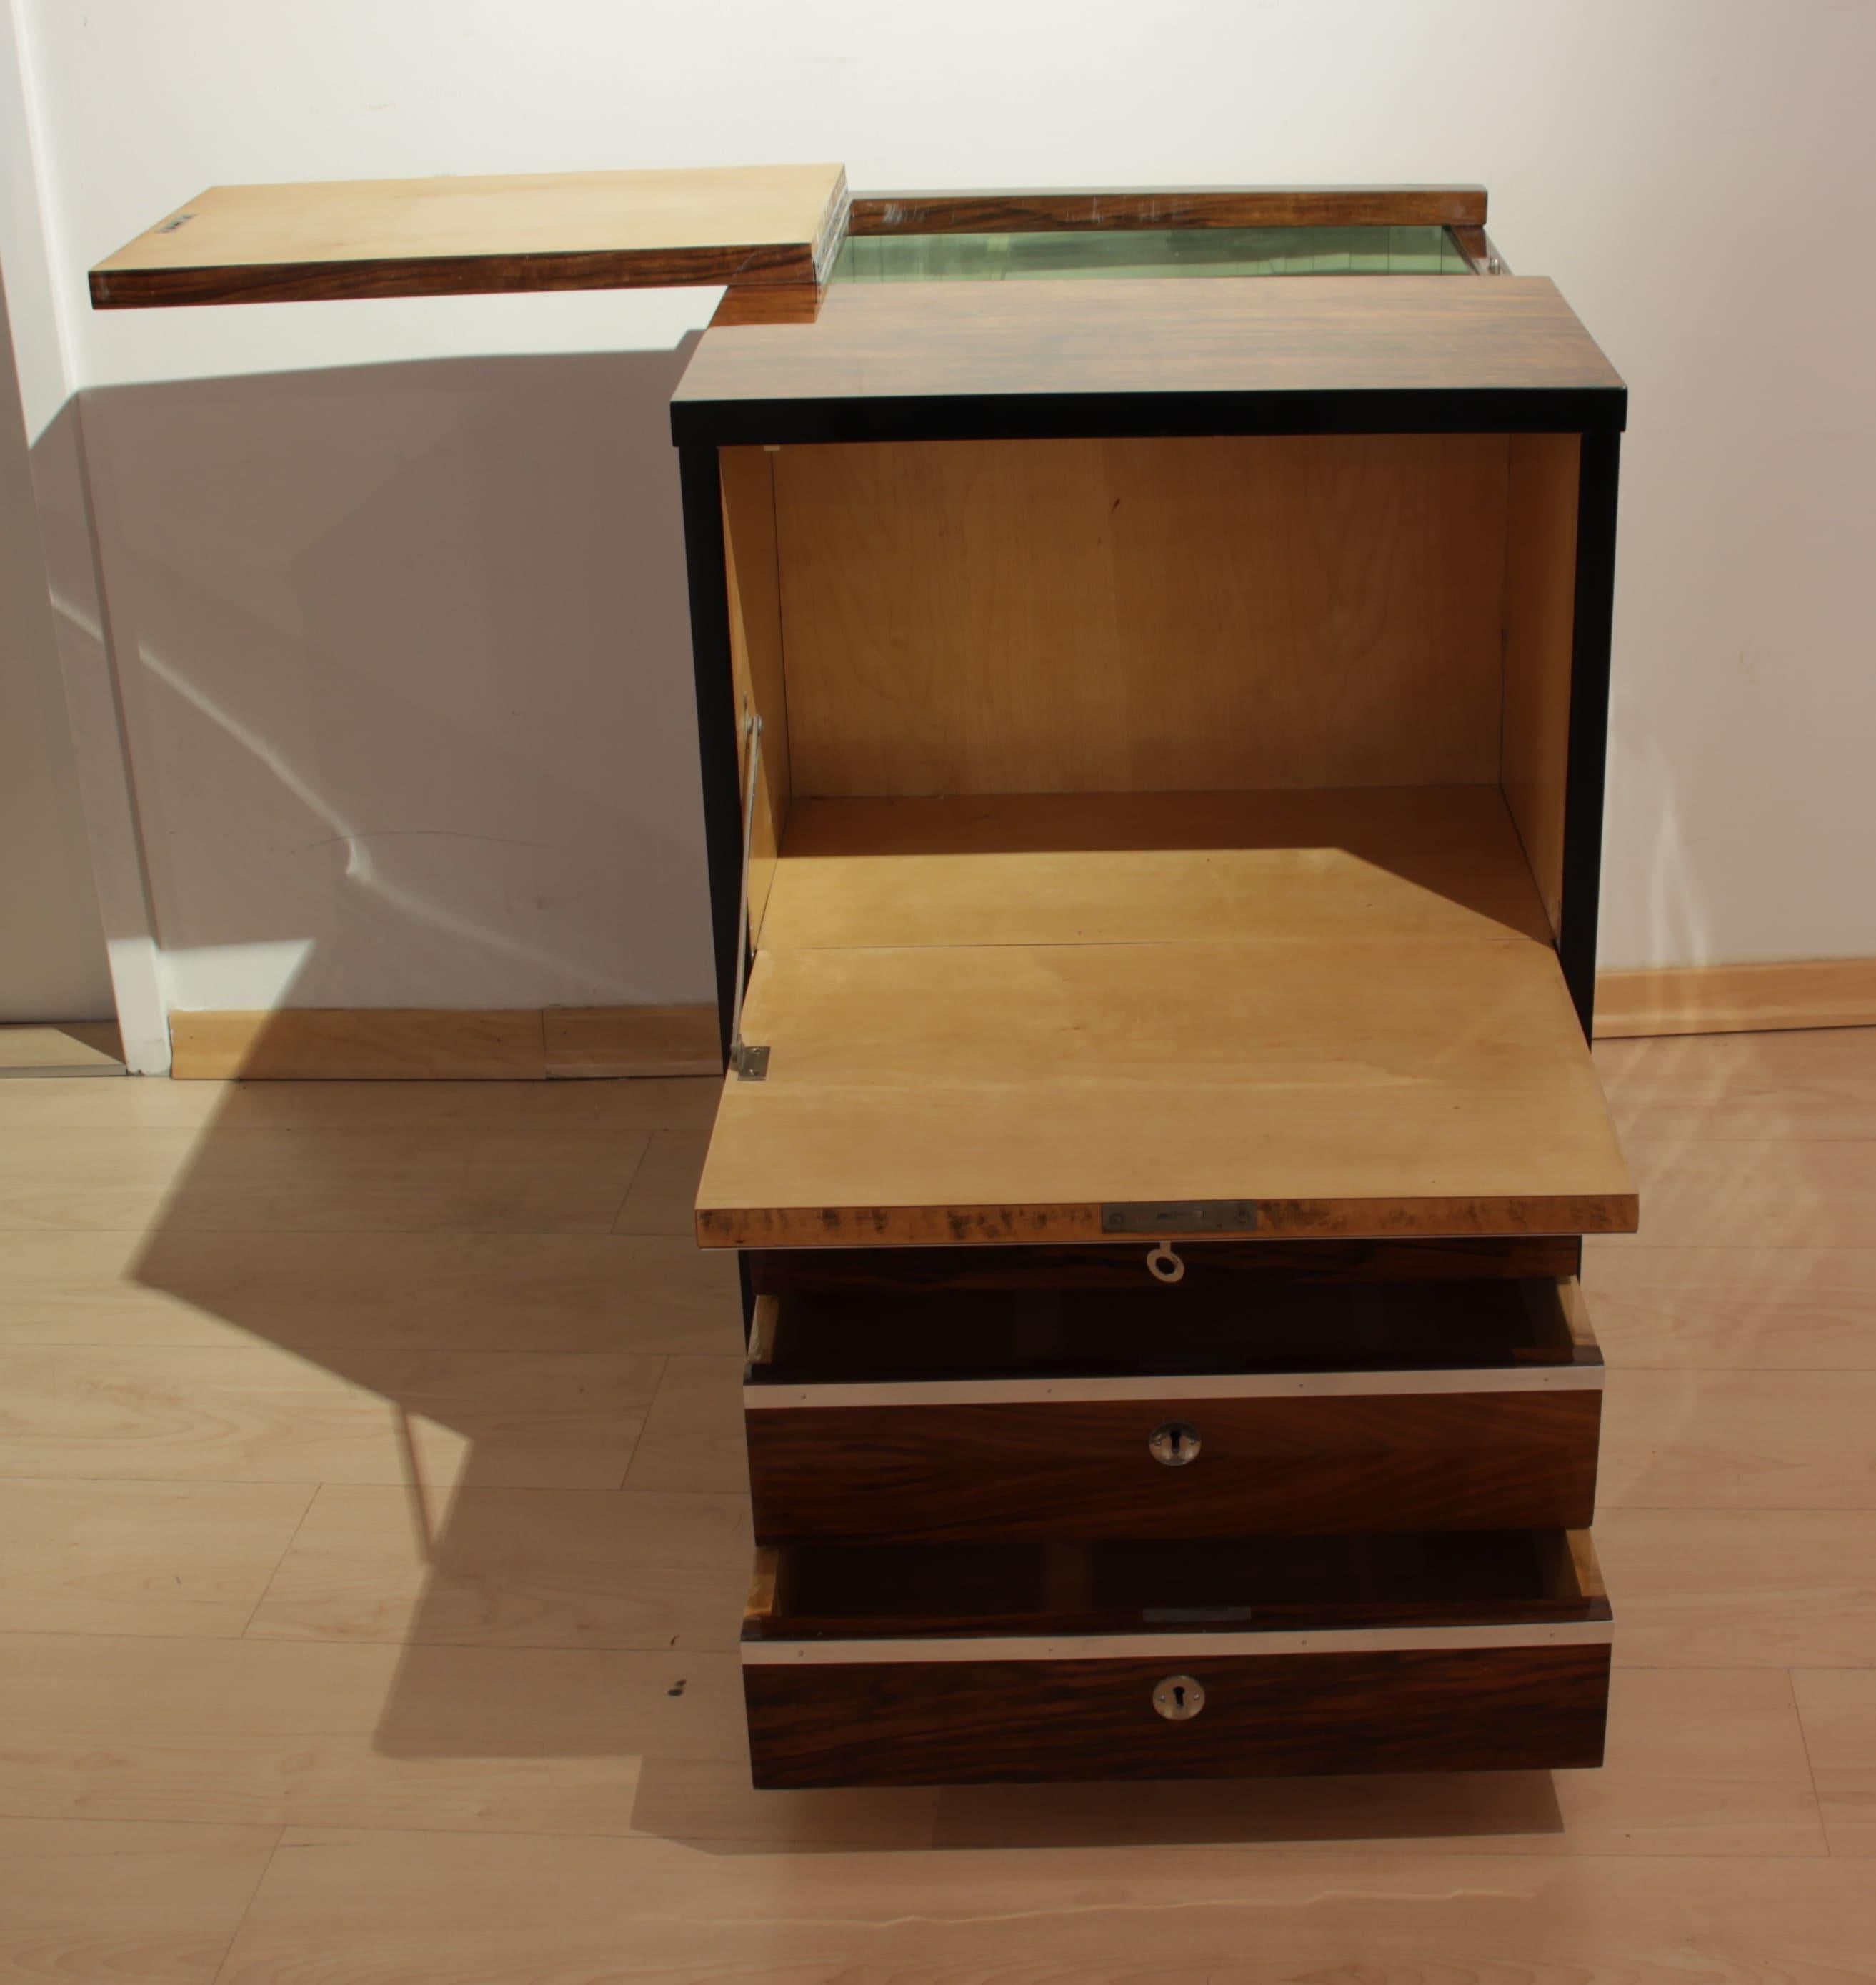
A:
[[161, 963, 1876, 1078], [1594, 959, 1876, 1040], [169, 1005, 722, 1081]]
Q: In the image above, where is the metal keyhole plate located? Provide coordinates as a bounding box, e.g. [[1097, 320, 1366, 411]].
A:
[[1154, 1674, 1206, 1720], [1149, 1419, 1201, 1467]]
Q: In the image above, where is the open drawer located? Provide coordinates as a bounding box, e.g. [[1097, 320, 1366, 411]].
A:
[[745, 1279, 1603, 1540], [742, 1528, 1612, 1786]]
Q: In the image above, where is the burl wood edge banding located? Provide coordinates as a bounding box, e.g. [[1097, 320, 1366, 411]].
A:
[[89, 239, 819, 311], [698, 1196, 1639, 1249], [848, 185, 1488, 236]]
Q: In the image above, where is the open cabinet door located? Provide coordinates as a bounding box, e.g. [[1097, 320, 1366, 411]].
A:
[[694, 786, 1637, 1249], [90, 163, 849, 316]]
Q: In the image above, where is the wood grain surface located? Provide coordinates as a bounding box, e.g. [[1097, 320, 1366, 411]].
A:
[[697, 936, 1635, 1246], [1595, 957, 1876, 1038], [1501, 433, 1582, 936], [169, 1005, 720, 1079], [671, 276, 1627, 443], [91, 163, 849, 309], [764, 788, 1552, 943], [769, 439, 1513, 797], [753, 1530, 1605, 1639], [745, 1643, 1610, 1786], [748, 1389, 1601, 1541], [750, 1278, 1596, 1380]]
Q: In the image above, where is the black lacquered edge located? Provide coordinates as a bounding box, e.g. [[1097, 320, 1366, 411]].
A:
[[672, 386, 1627, 449]]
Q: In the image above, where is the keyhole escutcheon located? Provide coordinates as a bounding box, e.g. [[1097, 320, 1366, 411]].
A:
[[1149, 1419, 1201, 1467], [1153, 1674, 1205, 1720]]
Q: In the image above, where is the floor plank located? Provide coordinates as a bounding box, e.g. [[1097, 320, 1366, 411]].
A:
[[924, 1667, 1822, 1859], [622, 1356, 749, 1494], [1597, 1509, 1876, 1666], [0, 1346, 661, 1489], [211, 1831, 1876, 1985], [0, 1229, 740, 1354], [1600, 1369, 1876, 1507], [1596, 1026, 1876, 1141], [0, 1126, 653, 1234], [1791, 1669, 1876, 1855], [0, 1816, 276, 1984], [1584, 1244, 1876, 1368], [0, 1074, 718, 1132], [0, 1031, 1872, 1971], [612, 1128, 712, 1236], [0, 1632, 743, 1836], [0, 1480, 313, 1638], [0, 1022, 124, 1076], [246, 1484, 752, 1651], [1615, 1138, 1876, 1246]]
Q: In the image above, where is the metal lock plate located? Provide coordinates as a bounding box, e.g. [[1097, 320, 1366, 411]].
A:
[[1153, 1674, 1206, 1720], [1148, 1419, 1201, 1467], [1102, 1200, 1259, 1235]]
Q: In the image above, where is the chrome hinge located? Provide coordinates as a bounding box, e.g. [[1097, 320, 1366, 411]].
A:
[[730, 1041, 769, 1081], [729, 709, 769, 1081]]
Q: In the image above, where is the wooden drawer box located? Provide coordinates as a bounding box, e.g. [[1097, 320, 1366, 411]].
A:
[[743, 1529, 1612, 1787], [745, 1279, 1602, 1542]]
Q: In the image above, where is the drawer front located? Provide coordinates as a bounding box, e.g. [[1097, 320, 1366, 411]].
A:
[[749, 1235, 1583, 1293], [744, 1638, 1612, 1788], [747, 1384, 1602, 1541]]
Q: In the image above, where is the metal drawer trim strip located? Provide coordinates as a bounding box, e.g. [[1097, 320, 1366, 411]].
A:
[[744, 1366, 1604, 1409], [742, 1618, 1615, 1664]]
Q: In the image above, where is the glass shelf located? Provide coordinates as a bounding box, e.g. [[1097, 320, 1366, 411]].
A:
[[830, 224, 1471, 286]]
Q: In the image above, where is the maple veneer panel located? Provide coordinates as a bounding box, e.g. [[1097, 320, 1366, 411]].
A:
[[772, 434, 1510, 796], [696, 937, 1635, 1246], [1502, 433, 1581, 936], [762, 786, 1553, 950], [91, 163, 848, 307], [720, 446, 792, 941]]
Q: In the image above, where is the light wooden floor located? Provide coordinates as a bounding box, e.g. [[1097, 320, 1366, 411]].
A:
[[1, 1031, 1874, 1980]]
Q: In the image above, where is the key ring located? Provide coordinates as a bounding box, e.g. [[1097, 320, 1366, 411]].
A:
[[1146, 1242, 1186, 1284]]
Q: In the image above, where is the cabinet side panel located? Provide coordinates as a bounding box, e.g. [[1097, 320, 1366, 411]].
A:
[[773, 435, 1509, 796], [1558, 432, 1621, 1034], [721, 447, 792, 941], [1501, 434, 1580, 939], [677, 445, 741, 1058]]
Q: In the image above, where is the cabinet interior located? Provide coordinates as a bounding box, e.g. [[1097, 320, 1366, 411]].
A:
[[727, 431, 1580, 946], [701, 429, 1627, 1248]]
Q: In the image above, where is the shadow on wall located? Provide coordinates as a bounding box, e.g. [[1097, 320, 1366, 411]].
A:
[[51, 341, 715, 1013], [0, 265, 114, 1021]]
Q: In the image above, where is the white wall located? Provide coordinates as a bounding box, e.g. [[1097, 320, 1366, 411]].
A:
[[0, 262, 112, 1020], [4, 1, 1873, 1049]]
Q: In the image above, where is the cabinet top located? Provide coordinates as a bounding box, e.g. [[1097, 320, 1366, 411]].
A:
[[671, 275, 1625, 446]]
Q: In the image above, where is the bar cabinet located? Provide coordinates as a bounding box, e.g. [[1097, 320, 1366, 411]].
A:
[[94, 169, 1632, 1788]]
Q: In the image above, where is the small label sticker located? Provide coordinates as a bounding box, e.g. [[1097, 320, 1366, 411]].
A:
[[1144, 1606, 1257, 1624]]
